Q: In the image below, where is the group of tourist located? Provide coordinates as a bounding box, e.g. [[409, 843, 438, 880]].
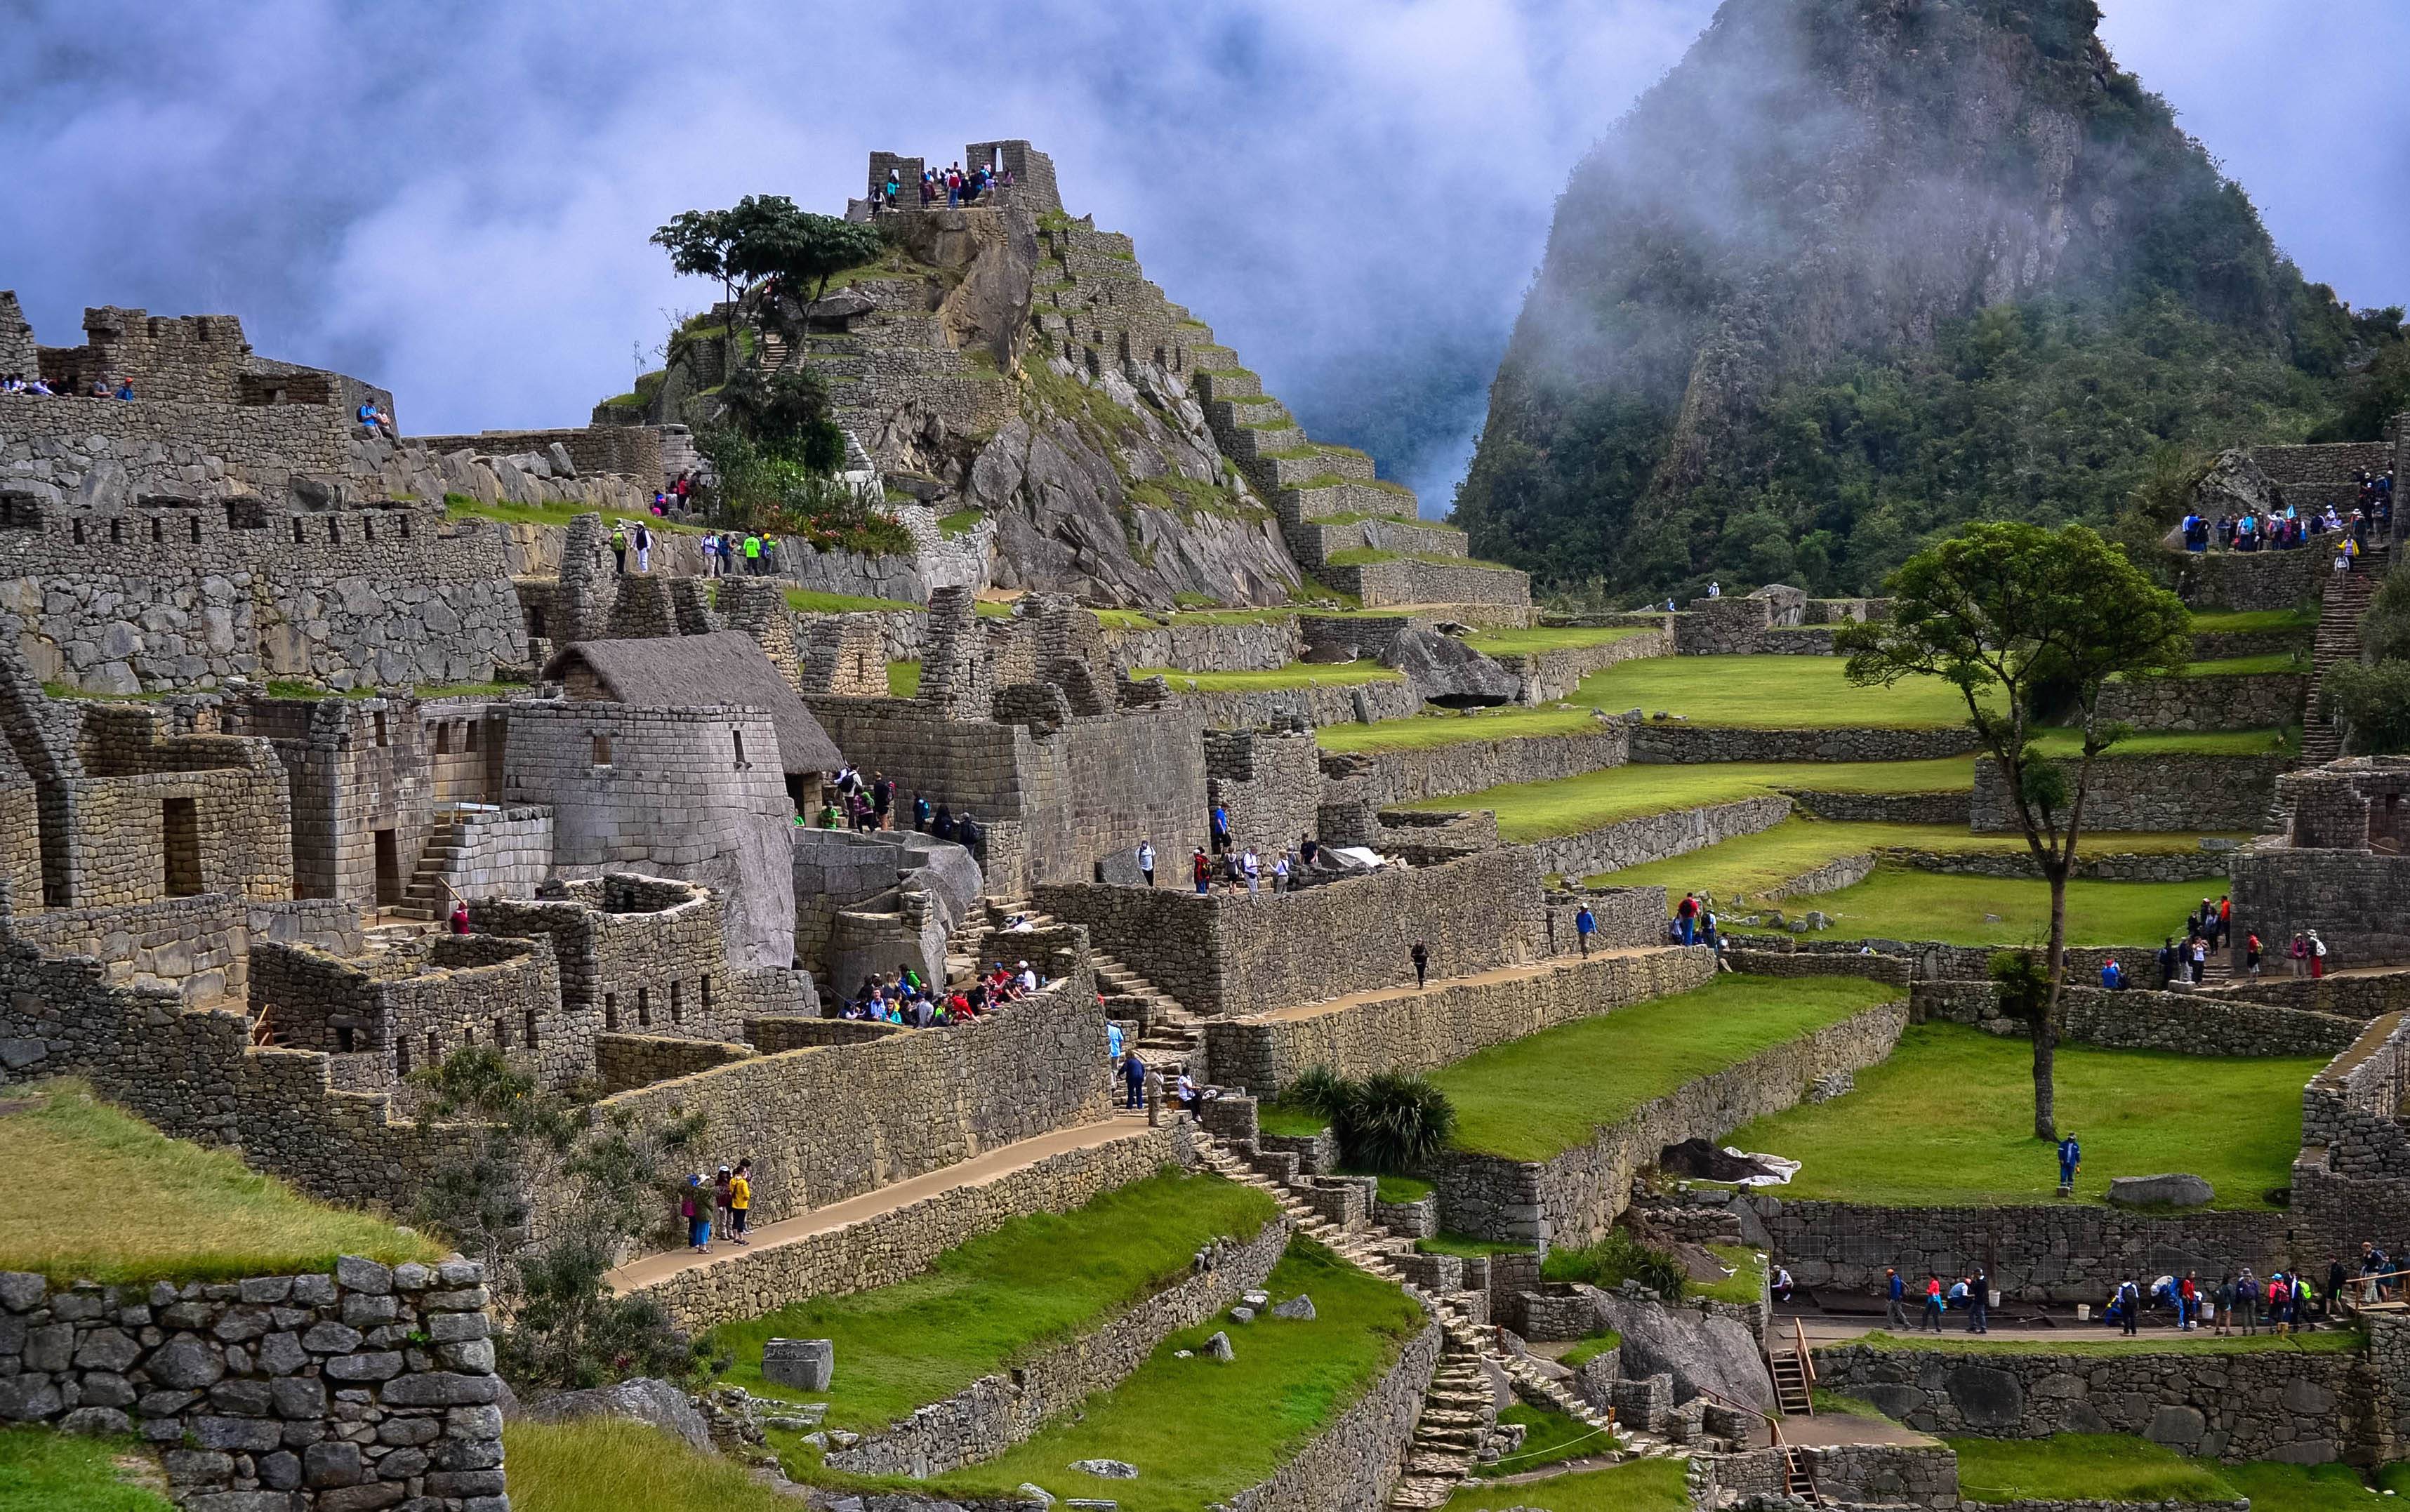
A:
[[2181, 486, 2387, 561], [1883, 1267, 1994, 1333], [647, 470, 698, 517], [2107, 1268, 2326, 1335], [840, 957, 1042, 1026], [700, 529, 783, 576], [876, 160, 1018, 213], [2095, 897, 2330, 991], [1184, 814, 1326, 898], [5, 372, 135, 400], [607, 519, 655, 576], [810, 767, 987, 856], [675, 1159, 755, 1254]]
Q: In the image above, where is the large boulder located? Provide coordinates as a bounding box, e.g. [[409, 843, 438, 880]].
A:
[[2193, 449, 2280, 521], [1595, 1293, 1775, 1414], [2106, 1174, 2215, 1209], [519, 1377, 711, 1453], [1380, 628, 1517, 707]]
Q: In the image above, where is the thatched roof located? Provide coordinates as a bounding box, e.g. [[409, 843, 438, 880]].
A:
[[544, 631, 842, 774]]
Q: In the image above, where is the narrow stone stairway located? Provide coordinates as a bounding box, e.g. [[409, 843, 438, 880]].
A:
[[2303, 545, 2386, 764], [1386, 1337, 1496, 1510], [392, 812, 470, 922], [952, 898, 1207, 1068]]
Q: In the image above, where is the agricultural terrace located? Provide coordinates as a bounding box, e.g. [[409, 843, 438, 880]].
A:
[[1727, 1023, 2322, 1210], [1405, 759, 1976, 842]]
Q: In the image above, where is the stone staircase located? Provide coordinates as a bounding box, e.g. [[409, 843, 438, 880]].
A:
[[953, 897, 1207, 1068], [391, 811, 472, 922], [2303, 546, 2387, 764], [1191, 1133, 1666, 1509]]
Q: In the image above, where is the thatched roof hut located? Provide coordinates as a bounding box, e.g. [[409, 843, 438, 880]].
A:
[[543, 631, 842, 775]]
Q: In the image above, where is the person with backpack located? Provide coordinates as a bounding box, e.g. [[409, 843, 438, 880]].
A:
[[2291, 932, 2310, 978], [2245, 931, 2263, 977], [609, 522, 628, 576], [680, 1175, 712, 1254], [1676, 891, 1700, 946], [1192, 847, 1210, 895], [2309, 929, 2329, 979], [727, 1159, 753, 1245]]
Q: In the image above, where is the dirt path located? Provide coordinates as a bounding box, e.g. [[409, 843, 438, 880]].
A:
[[1243, 948, 1670, 1025]]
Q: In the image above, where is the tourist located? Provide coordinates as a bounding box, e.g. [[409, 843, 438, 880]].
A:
[[1885, 1268, 1907, 1329], [2329, 1255, 2350, 1320], [932, 804, 955, 842], [2187, 934, 2208, 985], [633, 519, 651, 575], [1192, 846, 1210, 894], [2099, 957, 2123, 991], [2291, 931, 2310, 978], [2177, 1273, 2198, 1332], [1299, 834, 1319, 869], [1770, 1266, 1793, 1304], [1137, 838, 1155, 887], [1210, 803, 1230, 854], [2115, 1277, 2140, 1335], [743, 531, 762, 573], [1222, 850, 1244, 896], [1273, 851, 1290, 893], [114, 377, 135, 402], [2216, 896, 2232, 948], [1970, 1268, 1989, 1334], [1241, 846, 1260, 896], [1410, 939, 1430, 990], [1701, 908, 1720, 953], [1124, 1048, 1146, 1110], [870, 771, 893, 830], [1676, 891, 1700, 947], [609, 522, 628, 576], [2245, 931, 2263, 977], [1920, 1274, 1945, 1332], [2309, 928, 2328, 979], [1108, 1020, 1123, 1068], [817, 800, 842, 828], [449, 899, 470, 936], [680, 1175, 711, 1254], [2056, 1129, 2081, 1197], [713, 1165, 734, 1240], [728, 1159, 752, 1245], [913, 793, 932, 832], [1017, 959, 1038, 993], [1575, 903, 1596, 957], [2236, 1266, 2260, 1334], [2268, 1273, 2291, 1334], [2157, 937, 2178, 989], [2215, 1274, 2235, 1335]]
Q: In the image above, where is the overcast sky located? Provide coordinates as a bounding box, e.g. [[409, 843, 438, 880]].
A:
[[3, 1, 2402, 510]]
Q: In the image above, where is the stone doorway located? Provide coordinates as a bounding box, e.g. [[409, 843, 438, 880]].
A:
[[162, 798, 203, 896]]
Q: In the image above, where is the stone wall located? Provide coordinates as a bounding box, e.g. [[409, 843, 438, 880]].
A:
[[1697, 1443, 1961, 1509], [1751, 1198, 2292, 1302], [1971, 756, 2291, 834], [1719, 948, 1913, 987], [1913, 981, 2364, 1059], [4, 892, 253, 1004], [1892, 847, 2237, 884], [2096, 671, 2306, 732], [1814, 1339, 2376, 1464], [433, 804, 554, 901], [1205, 727, 1323, 856], [1035, 849, 1550, 1016], [0, 1259, 507, 1512], [574, 964, 1108, 1231], [1102, 617, 1297, 675], [622, 1125, 1197, 1332], [1540, 885, 1669, 955], [2211, 971, 2410, 1020], [251, 933, 571, 1096], [1491, 627, 1670, 705], [1316, 724, 1627, 808], [1435, 998, 1910, 1245], [1177, 677, 1425, 731], [1208, 1316, 1441, 1512], [409, 423, 663, 484], [1627, 724, 1981, 764], [1782, 787, 1973, 825], [594, 1031, 755, 1093], [2232, 847, 2410, 974], [826, 1216, 1290, 1478], [2167, 549, 2324, 613], [1201, 946, 1714, 1096], [2249, 440, 2392, 510], [1520, 796, 1792, 880], [2293, 1013, 2410, 1271]]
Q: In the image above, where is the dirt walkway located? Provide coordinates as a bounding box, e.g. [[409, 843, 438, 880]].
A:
[[1244, 948, 1670, 1025], [606, 1111, 1151, 1294]]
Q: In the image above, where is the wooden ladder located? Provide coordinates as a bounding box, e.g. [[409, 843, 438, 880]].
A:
[[1768, 1317, 1815, 1417], [1781, 1444, 1827, 1506]]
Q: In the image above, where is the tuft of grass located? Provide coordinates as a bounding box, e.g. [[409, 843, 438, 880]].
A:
[[1430, 976, 1905, 1162], [2185, 608, 2319, 633], [1407, 758, 1978, 842], [934, 508, 983, 537], [1363, 1172, 1434, 1205], [504, 1419, 805, 1512], [925, 1239, 1426, 1511], [0, 1428, 173, 1512], [708, 1169, 1277, 1435], [781, 588, 923, 615], [440, 493, 704, 536], [1558, 1330, 1623, 1369], [1777, 863, 2212, 947], [1949, 1433, 2236, 1504], [885, 661, 920, 698], [1256, 1101, 1332, 1139], [1417, 1232, 1535, 1260], [1135, 662, 1405, 691], [1441, 1456, 1690, 1511], [415, 681, 519, 701], [0, 1080, 441, 1283], [1730, 1023, 2322, 1210]]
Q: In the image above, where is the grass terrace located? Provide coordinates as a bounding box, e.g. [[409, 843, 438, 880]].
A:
[[0, 1080, 441, 1284], [0, 1427, 173, 1512], [1568, 654, 1988, 728], [2171, 652, 2309, 676], [1439, 1457, 1690, 1511], [1461, 625, 1657, 656], [710, 1169, 1277, 1439], [1136, 661, 1405, 691], [1316, 705, 1610, 751], [439, 493, 705, 536], [2027, 726, 2298, 757], [1546, 1238, 1763, 1308], [1408, 758, 1978, 843], [503, 1419, 818, 1512], [1947, 1431, 2404, 1508], [2187, 607, 2319, 634], [1473, 1402, 1615, 1478], [782, 587, 925, 615], [922, 1240, 1426, 1511], [1727, 1023, 2322, 1210], [1769, 864, 2207, 946], [1430, 975, 1905, 1162], [885, 661, 920, 697], [1325, 547, 1522, 571], [1588, 818, 2239, 902]]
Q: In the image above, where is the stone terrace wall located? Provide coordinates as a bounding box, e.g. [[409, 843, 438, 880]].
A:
[[1102, 617, 1297, 674], [574, 967, 1108, 1231], [1035, 849, 1550, 1016], [827, 1216, 1290, 1479], [1205, 727, 1323, 856], [2250, 440, 2392, 510], [1783, 787, 1973, 825], [1697, 1443, 1960, 1510], [1752, 1198, 2292, 1301], [1210, 1317, 1442, 1512], [1914, 981, 2364, 1059], [1972, 755, 2291, 834], [2098, 671, 2306, 732], [2294, 1013, 2410, 1268], [1521, 795, 1791, 880], [2169, 549, 2324, 613], [1814, 1338, 2376, 1464], [1435, 997, 1909, 1245], [594, 1030, 755, 1093], [4, 892, 253, 1005], [1201, 946, 1714, 1096], [1177, 677, 1425, 731], [2232, 847, 2410, 974], [623, 1124, 1197, 1332], [0, 1259, 507, 1512], [1893, 846, 2237, 884], [2212, 971, 2410, 1020], [409, 423, 663, 484], [1492, 626, 1670, 705], [1627, 724, 1981, 764], [1316, 724, 1628, 808]]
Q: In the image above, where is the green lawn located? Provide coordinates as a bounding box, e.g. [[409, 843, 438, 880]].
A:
[[1257, 1101, 1331, 1138], [2187, 608, 2317, 634], [1782, 864, 2205, 947], [1587, 819, 2239, 903], [1558, 1330, 1622, 1367], [1728, 1023, 2320, 1210], [441, 494, 706, 536], [1950, 1433, 2234, 1504], [1568, 655, 1987, 729], [1410, 758, 1977, 843], [886, 661, 920, 697], [710, 1169, 1276, 1435], [783, 587, 925, 614], [925, 1240, 1425, 1511], [1474, 1402, 1617, 1478], [0, 1428, 171, 1512], [1431, 975, 1905, 1162], [1316, 705, 1612, 751], [2174, 653, 2308, 676], [1417, 1232, 1539, 1259], [1441, 1457, 1689, 1511], [2028, 727, 2298, 757], [1137, 661, 1405, 691], [505, 1419, 809, 1512], [1462, 625, 1655, 656], [0, 1080, 441, 1283]]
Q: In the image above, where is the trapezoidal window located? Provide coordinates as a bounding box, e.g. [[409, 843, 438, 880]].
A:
[[731, 728, 747, 769], [636, 987, 651, 1027], [524, 1008, 539, 1047], [225, 497, 268, 531], [592, 734, 612, 768], [0, 494, 41, 530], [433, 722, 451, 756], [161, 798, 203, 896]]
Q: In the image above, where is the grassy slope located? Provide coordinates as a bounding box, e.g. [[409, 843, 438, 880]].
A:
[[2187, 608, 2317, 633], [1786, 864, 2207, 946], [1589, 818, 2239, 900], [1728, 1023, 2320, 1210], [783, 587, 924, 614], [1430, 976, 1904, 1162], [927, 1241, 1425, 1512], [1462, 625, 1655, 656], [1410, 758, 1978, 842], [1137, 662, 1404, 690], [505, 1419, 806, 1512], [1441, 1457, 1690, 1511], [0, 1080, 439, 1283], [1568, 655, 1987, 728], [1949, 1433, 2232, 1504], [710, 1169, 1276, 1434], [1474, 1402, 1617, 1478], [0, 1428, 173, 1512]]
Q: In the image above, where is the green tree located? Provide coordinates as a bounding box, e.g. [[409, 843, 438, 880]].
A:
[[2322, 662, 2410, 756], [725, 196, 886, 308], [1837, 523, 2190, 1138], [649, 207, 746, 376]]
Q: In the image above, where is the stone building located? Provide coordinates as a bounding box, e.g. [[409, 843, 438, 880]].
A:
[[2232, 757, 2410, 968]]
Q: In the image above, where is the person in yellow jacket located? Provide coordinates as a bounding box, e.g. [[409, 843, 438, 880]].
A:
[[728, 1158, 753, 1245]]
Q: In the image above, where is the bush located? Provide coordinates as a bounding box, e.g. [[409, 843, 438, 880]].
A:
[[2322, 660, 2410, 755], [1287, 1065, 1356, 1125], [1331, 1071, 1455, 1174], [1541, 1229, 1687, 1301]]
